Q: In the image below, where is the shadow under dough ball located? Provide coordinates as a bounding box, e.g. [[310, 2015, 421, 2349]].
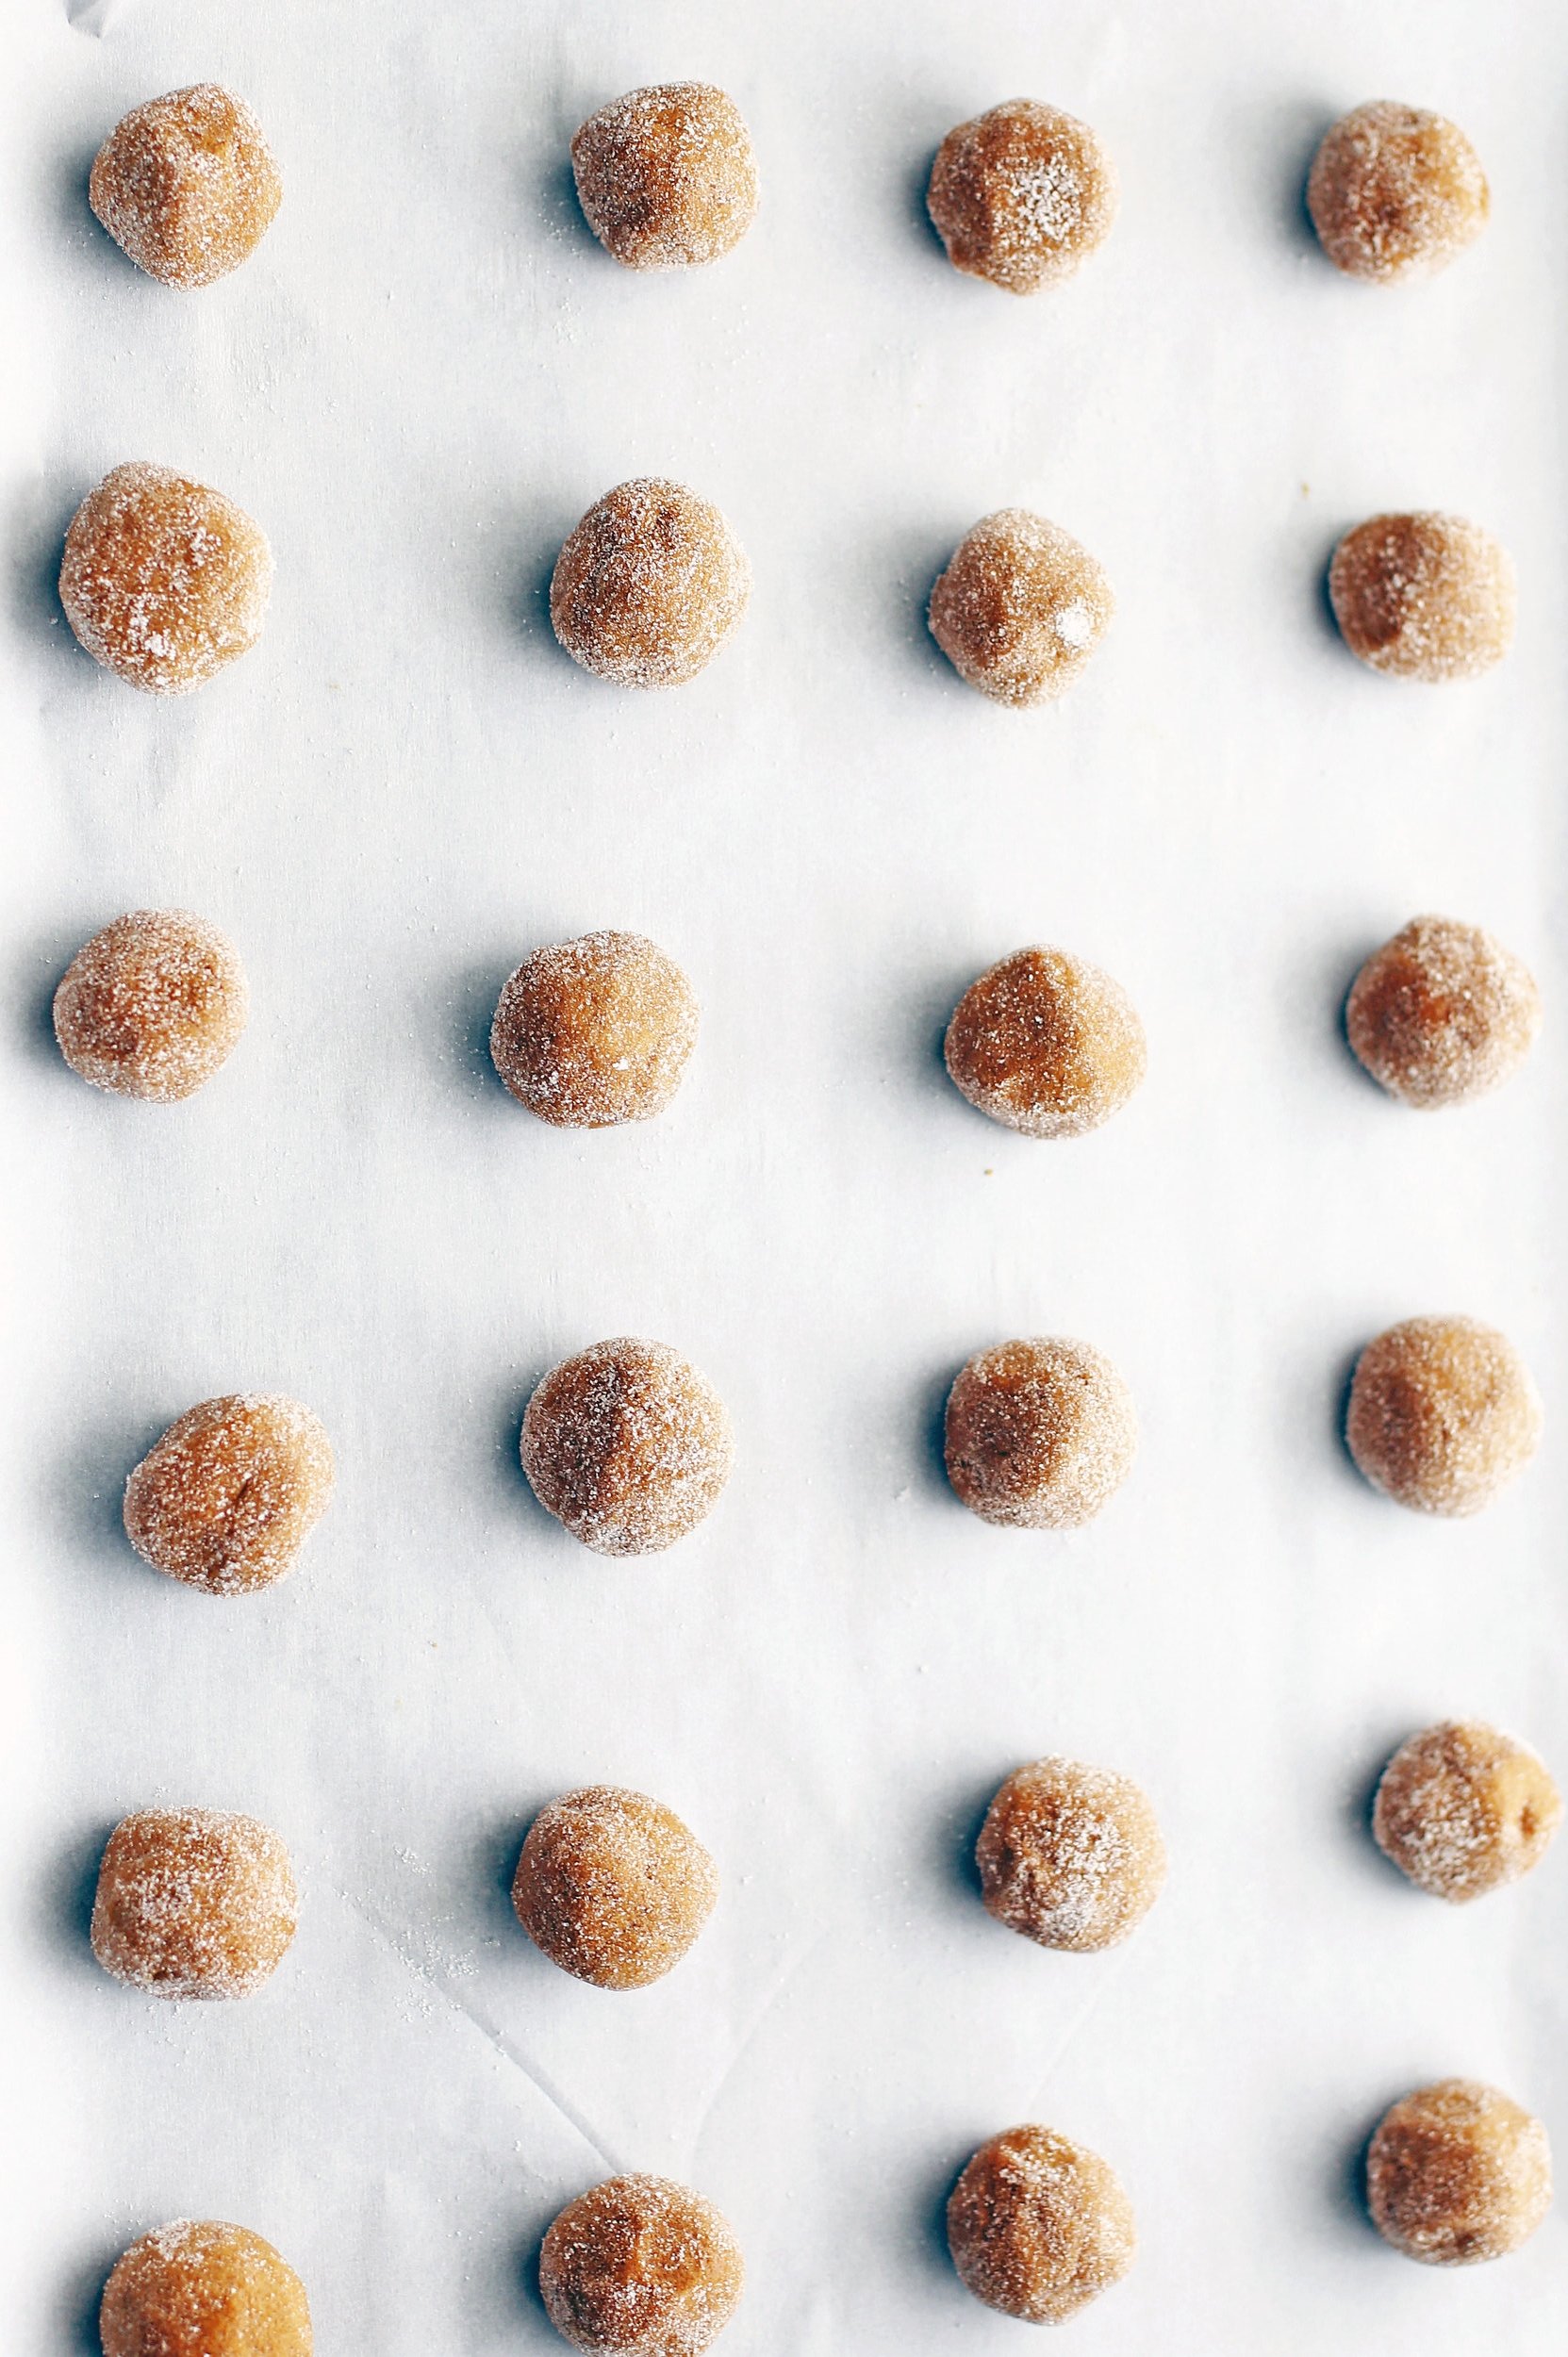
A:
[[1329, 512, 1514, 682], [945, 1337, 1136, 1530], [491, 931, 698, 1127], [513, 1786, 718, 1989], [929, 509, 1113, 706], [977, 1756, 1165, 1952], [90, 84, 282, 288], [59, 462, 272, 695], [54, 910, 248, 1102], [948, 2124, 1135, 2324], [91, 1806, 297, 2001], [945, 945, 1145, 1137], [124, 1393, 336, 1594], [1345, 915, 1541, 1110], [1308, 102, 1488, 282], [540, 2174, 743, 2356], [571, 82, 758, 269], [1345, 1315, 1541, 1517], [1368, 2080, 1552, 2266], [102, 2220, 311, 2357], [520, 1337, 734, 1557], [927, 99, 1116, 293], [1373, 1721, 1561, 1903], [551, 477, 751, 689]]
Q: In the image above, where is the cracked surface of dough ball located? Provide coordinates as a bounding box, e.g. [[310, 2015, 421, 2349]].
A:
[[90, 84, 281, 288], [91, 1807, 297, 2002], [1308, 102, 1488, 283], [102, 2219, 310, 2356], [1374, 1721, 1561, 1903], [540, 2174, 743, 2355], [930, 510, 1113, 706], [571, 83, 757, 270], [522, 1339, 733, 1557], [1329, 512, 1514, 683], [514, 1787, 718, 1989], [491, 931, 698, 1127], [946, 1338, 1135, 1530], [1346, 1316, 1541, 1517], [948, 2124, 1135, 2324], [1347, 915, 1541, 1110], [927, 100, 1116, 293], [551, 478, 750, 689], [946, 946, 1145, 1138], [978, 1757, 1165, 1952], [60, 462, 272, 696], [54, 910, 247, 1103], [1368, 2080, 1551, 2266], [124, 1393, 336, 1594]]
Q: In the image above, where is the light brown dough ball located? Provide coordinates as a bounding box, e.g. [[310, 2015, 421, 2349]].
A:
[[1374, 1721, 1561, 1904], [59, 462, 272, 696], [929, 510, 1113, 707], [1367, 2080, 1552, 2266], [945, 947, 1145, 1138], [1308, 103, 1488, 283], [927, 101, 1117, 294], [124, 1393, 336, 1595], [101, 2219, 310, 2356], [91, 1807, 297, 2001], [491, 931, 698, 1127], [551, 478, 750, 689], [945, 1338, 1136, 1531], [1346, 1316, 1542, 1517], [521, 1339, 733, 1557], [90, 85, 282, 288], [571, 84, 758, 270], [513, 1786, 718, 1989], [54, 910, 248, 1103], [540, 2174, 743, 2355], [1329, 512, 1514, 683], [1347, 916, 1541, 1110], [977, 1757, 1165, 1952], [948, 2124, 1135, 2324]]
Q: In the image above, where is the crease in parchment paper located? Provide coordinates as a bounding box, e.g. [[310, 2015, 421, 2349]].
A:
[[65, 0, 135, 34]]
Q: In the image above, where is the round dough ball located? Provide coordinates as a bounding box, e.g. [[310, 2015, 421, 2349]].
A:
[[945, 946, 1145, 1138], [1347, 915, 1541, 1110], [1346, 1316, 1542, 1517], [101, 2219, 310, 2356], [491, 931, 698, 1127], [90, 84, 282, 288], [945, 1338, 1136, 1531], [59, 461, 272, 696], [551, 478, 750, 690], [91, 1807, 297, 2001], [1374, 1721, 1561, 1904], [571, 83, 758, 270], [927, 100, 1117, 294], [1367, 2080, 1551, 2266], [54, 910, 248, 1103], [1329, 512, 1514, 684], [977, 1757, 1165, 1952], [124, 1393, 336, 1595], [947, 2124, 1135, 2324], [539, 2174, 743, 2355], [514, 1786, 718, 1989], [521, 1338, 733, 1557], [929, 509, 1113, 707], [1308, 102, 1488, 284]]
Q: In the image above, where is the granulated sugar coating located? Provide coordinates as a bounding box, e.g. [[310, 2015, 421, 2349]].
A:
[[101, 2219, 311, 2356], [1346, 915, 1541, 1110], [491, 931, 699, 1127], [945, 1337, 1136, 1530], [930, 510, 1113, 707], [513, 1786, 718, 1989], [947, 2125, 1135, 2324], [90, 85, 282, 288], [539, 2174, 743, 2355], [946, 946, 1145, 1138], [927, 100, 1117, 293], [124, 1393, 336, 1593], [977, 1757, 1166, 1952], [1373, 1721, 1561, 1904], [571, 84, 758, 270], [1329, 512, 1514, 683], [521, 1338, 733, 1556], [91, 1807, 297, 2002], [53, 910, 248, 1103], [551, 479, 751, 689], [1346, 1316, 1542, 1517], [59, 462, 272, 695], [1308, 103, 1488, 283], [1367, 2080, 1552, 2266]]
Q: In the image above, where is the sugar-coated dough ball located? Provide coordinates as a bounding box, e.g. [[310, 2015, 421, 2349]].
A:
[[91, 1807, 297, 2001], [948, 2124, 1135, 2323], [101, 2219, 310, 2356], [90, 85, 282, 288], [124, 1393, 336, 1594], [1346, 915, 1540, 1111], [946, 946, 1145, 1138], [930, 510, 1113, 707], [521, 1338, 733, 1557], [491, 931, 698, 1127], [59, 462, 272, 696], [946, 1338, 1135, 1530], [1374, 1721, 1561, 1904], [54, 910, 248, 1103], [1346, 1316, 1542, 1517], [514, 1786, 718, 1989], [1368, 2080, 1552, 2266], [1308, 103, 1488, 283], [1329, 512, 1514, 683], [551, 478, 751, 689], [927, 100, 1117, 294], [571, 84, 758, 270], [978, 1757, 1165, 1952], [540, 2174, 743, 2355]]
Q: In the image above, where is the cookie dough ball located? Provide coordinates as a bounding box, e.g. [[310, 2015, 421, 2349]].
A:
[[930, 510, 1113, 707], [59, 462, 272, 696], [540, 2174, 743, 2355], [521, 1338, 733, 1557], [90, 85, 282, 288], [514, 1786, 718, 1989], [571, 84, 758, 270], [927, 100, 1117, 294], [54, 910, 248, 1103], [1329, 513, 1514, 683], [1308, 103, 1488, 284], [91, 1807, 297, 2001], [1374, 1721, 1561, 1904], [102, 2220, 310, 2356], [945, 1338, 1136, 1531], [1368, 2080, 1552, 2266], [124, 1393, 336, 1594], [1346, 1316, 1542, 1517], [948, 2124, 1135, 2324], [946, 946, 1145, 1138], [977, 1757, 1165, 1953], [1346, 915, 1541, 1111], [491, 931, 698, 1127], [551, 478, 750, 689]]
